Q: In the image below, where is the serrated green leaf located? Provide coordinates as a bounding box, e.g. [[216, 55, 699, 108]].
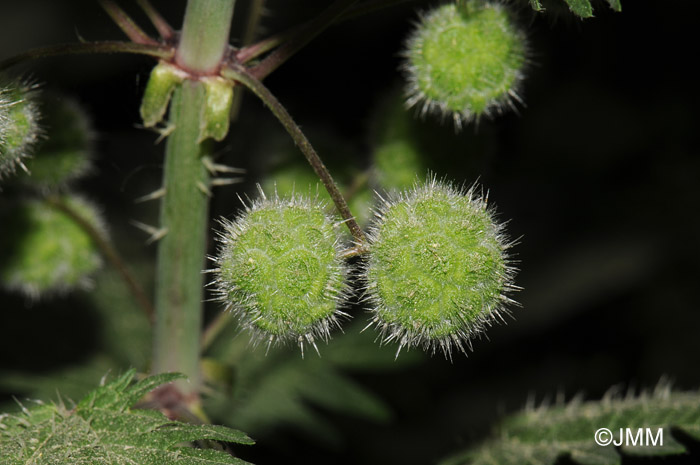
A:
[[155, 424, 255, 446], [442, 387, 700, 465], [77, 369, 137, 410], [606, 0, 621, 11], [564, 0, 594, 17], [528, 0, 621, 17], [176, 448, 250, 464], [0, 371, 253, 465]]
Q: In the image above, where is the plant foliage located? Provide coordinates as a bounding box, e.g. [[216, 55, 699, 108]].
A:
[[529, 0, 621, 18], [0, 370, 253, 465], [443, 384, 700, 465]]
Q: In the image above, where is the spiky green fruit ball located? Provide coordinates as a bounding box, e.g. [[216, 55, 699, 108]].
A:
[[363, 179, 516, 357], [0, 195, 103, 298], [19, 96, 93, 191], [404, 0, 527, 127], [0, 80, 42, 179], [213, 192, 350, 354]]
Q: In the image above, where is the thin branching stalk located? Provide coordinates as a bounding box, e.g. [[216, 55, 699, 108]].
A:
[[0, 42, 173, 71], [99, 0, 159, 45], [249, 0, 359, 80], [136, 0, 175, 41], [45, 195, 155, 323], [236, 0, 418, 65], [223, 65, 367, 245], [236, 31, 288, 64]]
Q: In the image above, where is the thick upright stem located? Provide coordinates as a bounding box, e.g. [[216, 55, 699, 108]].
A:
[[152, 82, 210, 394], [176, 0, 236, 74], [151, 0, 235, 398]]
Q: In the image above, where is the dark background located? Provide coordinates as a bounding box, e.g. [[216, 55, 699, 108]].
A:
[[1, 1, 699, 464]]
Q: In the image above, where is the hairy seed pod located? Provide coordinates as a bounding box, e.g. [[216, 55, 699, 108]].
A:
[[18, 96, 94, 191], [0, 195, 104, 299], [212, 189, 351, 355], [0, 79, 42, 180], [362, 178, 517, 358], [403, 0, 527, 128]]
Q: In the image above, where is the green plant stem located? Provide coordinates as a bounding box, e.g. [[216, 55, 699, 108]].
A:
[[45, 195, 155, 323], [152, 81, 210, 395], [249, 0, 359, 80], [176, 0, 236, 74], [151, 0, 236, 397], [223, 65, 367, 245]]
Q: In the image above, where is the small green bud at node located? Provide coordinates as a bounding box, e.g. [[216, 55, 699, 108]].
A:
[[403, 0, 527, 128], [259, 127, 374, 227], [262, 166, 374, 230], [140, 62, 187, 128], [372, 98, 427, 191], [0, 195, 104, 299], [369, 88, 488, 192], [0, 79, 42, 180], [212, 189, 351, 355], [362, 179, 517, 358], [19, 96, 94, 191], [199, 76, 234, 142]]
